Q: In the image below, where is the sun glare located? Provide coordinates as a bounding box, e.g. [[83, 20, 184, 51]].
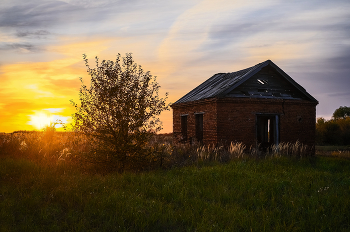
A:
[[29, 112, 53, 130], [28, 109, 70, 130]]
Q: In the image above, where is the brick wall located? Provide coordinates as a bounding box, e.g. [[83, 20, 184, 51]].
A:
[[171, 98, 317, 149], [216, 98, 316, 149], [172, 99, 217, 144]]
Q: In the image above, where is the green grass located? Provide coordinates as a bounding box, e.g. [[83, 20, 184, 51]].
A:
[[316, 145, 350, 151], [1, 156, 349, 231]]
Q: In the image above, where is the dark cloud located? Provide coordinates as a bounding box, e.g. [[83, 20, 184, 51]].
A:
[[326, 48, 350, 73], [210, 22, 260, 39], [0, 0, 159, 29], [0, 43, 41, 52], [203, 0, 350, 51], [0, 0, 186, 41], [321, 51, 350, 96], [328, 92, 350, 98], [287, 46, 350, 113], [15, 29, 50, 38], [0, 1, 98, 28], [206, 19, 350, 52]]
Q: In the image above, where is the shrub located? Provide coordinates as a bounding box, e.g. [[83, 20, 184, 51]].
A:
[[70, 54, 169, 171]]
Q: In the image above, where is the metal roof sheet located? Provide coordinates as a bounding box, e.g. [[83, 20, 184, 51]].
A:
[[173, 60, 318, 105]]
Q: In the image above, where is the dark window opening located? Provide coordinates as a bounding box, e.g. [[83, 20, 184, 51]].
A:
[[181, 115, 187, 142], [195, 114, 203, 143], [257, 115, 279, 151]]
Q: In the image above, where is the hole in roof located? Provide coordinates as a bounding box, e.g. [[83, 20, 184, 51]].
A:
[[257, 79, 268, 85]]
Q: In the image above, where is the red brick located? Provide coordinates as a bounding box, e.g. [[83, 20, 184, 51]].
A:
[[171, 98, 317, 150]]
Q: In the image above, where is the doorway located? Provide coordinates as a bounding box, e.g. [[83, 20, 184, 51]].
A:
[[195, 113, 203, 143], [256, 114, 279, 151]]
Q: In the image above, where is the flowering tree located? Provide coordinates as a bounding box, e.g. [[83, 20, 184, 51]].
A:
[[71, 53, 169, 170]]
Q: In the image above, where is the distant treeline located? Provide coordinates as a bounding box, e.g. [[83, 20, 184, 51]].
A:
[[316, 106, 350, 146], [316, 117, 350, 145]]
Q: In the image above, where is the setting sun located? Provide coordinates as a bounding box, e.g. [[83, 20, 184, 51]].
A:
[[27, 109, 70, 131], [28, 112, 53, 130]]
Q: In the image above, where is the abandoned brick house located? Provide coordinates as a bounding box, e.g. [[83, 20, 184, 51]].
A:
[[171, 60, 318, 150]]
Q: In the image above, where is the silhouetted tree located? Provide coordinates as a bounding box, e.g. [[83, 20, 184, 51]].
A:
[[71, 53, 169, 171], [333, 106, 350, 119]]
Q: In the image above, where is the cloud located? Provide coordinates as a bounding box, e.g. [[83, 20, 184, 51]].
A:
[[0, 0, 181, 33], [43, 77, 81, 97], [44, 108, 64, 113], [0, 42, 42, 52], [0, 1, 81, 28], [326, 47, 350, 73], [15, 30, 50, 38], [328, 92, 350, 98], [0, 100, 36, 132]]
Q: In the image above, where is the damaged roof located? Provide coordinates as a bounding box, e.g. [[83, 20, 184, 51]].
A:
[[173, 60, 318, 104]]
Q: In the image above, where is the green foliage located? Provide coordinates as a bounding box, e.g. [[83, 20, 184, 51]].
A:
[[316, 106, 350, 145], [333, 106, 350, 119], [1, 156, 350, 231], [70, 53, 169, 171], [316, 117, 350, 145]]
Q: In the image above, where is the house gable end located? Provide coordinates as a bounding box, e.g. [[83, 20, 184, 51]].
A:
[[225, 65, 309, 100], [218, 60, 318, 103]]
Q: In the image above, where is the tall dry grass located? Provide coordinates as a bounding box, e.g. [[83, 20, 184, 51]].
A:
[[148, 136, 315, 169], [1, 130, 316, 172], [266, 141, 311, 158], [0, 130, 88, 166]]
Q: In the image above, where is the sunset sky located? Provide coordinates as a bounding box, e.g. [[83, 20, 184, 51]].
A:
[[1, 0, 350, 133]]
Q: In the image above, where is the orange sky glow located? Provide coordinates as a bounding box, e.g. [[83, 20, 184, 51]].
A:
[[1, 0, 350, 133]]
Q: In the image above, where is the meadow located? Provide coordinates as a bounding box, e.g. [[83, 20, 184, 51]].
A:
[[1, 131, 350, 231]]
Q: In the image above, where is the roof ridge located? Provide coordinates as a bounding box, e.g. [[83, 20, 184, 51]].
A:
[[213, 60, 269, 76]]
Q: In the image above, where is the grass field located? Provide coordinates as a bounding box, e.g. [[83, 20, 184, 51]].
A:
[[316, 145, 350, 151], [1, 154, 349, 231]]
